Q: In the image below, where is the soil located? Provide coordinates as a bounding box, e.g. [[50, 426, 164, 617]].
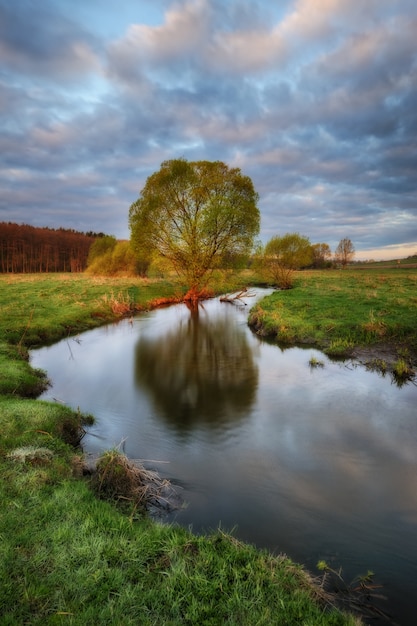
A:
[[350, 341, 416, 379]]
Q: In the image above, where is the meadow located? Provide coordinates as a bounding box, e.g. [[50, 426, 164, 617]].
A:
[[3, 267, 415, 624], [249, 268, 417, 380]]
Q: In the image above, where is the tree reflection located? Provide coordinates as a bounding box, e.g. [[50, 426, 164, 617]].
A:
[[134, 303, 258, 432]]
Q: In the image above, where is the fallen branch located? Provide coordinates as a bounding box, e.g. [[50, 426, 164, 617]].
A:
[[220, 288, 256, 305]]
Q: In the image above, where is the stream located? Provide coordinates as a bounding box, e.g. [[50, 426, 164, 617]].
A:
[[31, 290, 417, 624]]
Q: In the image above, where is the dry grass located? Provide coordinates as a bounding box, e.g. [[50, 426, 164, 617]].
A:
[[98, 291, 137, 315], [91, 449, 178, 513], [7, 446, 54, 465]]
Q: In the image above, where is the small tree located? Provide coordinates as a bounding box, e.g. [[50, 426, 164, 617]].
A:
[[263, 233, 312, 289], [311, 243, 332, 268], [334, 238, 355, 268], [129, 159, 260, 300], [86, 239, 138, 275], [87, 235, 117, 265]]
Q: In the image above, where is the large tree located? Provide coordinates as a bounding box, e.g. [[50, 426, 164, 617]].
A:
[[263, 233, 312, 289], [129, 159, 260, 299], [334, 238, 355, 268]]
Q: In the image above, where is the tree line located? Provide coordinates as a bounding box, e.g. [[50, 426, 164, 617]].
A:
[[0, 222, 104, 273]]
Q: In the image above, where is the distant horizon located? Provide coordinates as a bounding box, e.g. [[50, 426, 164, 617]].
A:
[[1, 1, 416, 259]]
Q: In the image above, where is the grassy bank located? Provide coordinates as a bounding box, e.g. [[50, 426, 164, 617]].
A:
[[249, 268, 417, 379], [0, 273, 360, 625]]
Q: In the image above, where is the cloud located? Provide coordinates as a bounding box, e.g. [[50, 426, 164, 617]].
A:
[[0, 0, 101, 82], [0, 0, 416, 257]]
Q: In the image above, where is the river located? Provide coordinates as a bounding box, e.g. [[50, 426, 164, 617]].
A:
[[31, 290, 417, 625]]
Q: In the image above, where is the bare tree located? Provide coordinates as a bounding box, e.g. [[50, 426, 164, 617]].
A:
[[334, 238, 355, 268]]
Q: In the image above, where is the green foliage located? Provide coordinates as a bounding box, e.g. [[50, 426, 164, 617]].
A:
[[87, 240, 139, 276], [262, 233, 313, 288], [129, 158, 260, 297], [87, 235, 117, 264]]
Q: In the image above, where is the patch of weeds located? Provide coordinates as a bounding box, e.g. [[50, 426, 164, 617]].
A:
[[362, 309, 387, 338], [397, 346, 411, 361], [365, 359, 388, 375], [325, 338, 355, 357], [99, 290, 136, 316], [393, 358, 415, 384], [309, 355, 325, 368], [317, 560, 390, 623]]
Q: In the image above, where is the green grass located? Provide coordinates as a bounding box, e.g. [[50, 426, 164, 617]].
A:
[[0, 272, 360, 625], [249, 269, 417, 365], [0, 475, 356, 625], [0, 272, 256, 347], [0, 341, 48, 396], [0, 274, 188, 346]]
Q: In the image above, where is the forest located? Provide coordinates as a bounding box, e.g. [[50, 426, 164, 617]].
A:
[[0, 222, 103, 273]]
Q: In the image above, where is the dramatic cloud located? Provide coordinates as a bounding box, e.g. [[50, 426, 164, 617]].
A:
[[0, 0, 416, 258]]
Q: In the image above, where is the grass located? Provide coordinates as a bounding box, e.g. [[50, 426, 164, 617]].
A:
[[0, 272, 360, 625], [0, 274, 188, 347], [0, 476, 356, 625], [0, 272, 257, 347], [249, 268, 417, 377]]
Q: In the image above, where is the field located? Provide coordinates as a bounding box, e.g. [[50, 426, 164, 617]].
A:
[[0, 272, 364, 626]]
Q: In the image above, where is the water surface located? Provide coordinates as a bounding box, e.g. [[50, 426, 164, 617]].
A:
[[31, 292, 417, 624]]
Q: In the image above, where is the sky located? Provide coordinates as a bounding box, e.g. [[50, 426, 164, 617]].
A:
[[1, 0, 416, 260]]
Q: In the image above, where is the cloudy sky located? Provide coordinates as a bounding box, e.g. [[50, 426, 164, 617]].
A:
[[1, 0, 416, 259]]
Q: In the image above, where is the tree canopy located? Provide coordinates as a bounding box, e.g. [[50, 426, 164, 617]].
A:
[[129, 159, 260, 299]]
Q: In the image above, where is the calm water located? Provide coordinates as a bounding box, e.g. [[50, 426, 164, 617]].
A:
[[31, 292, 417, 624]]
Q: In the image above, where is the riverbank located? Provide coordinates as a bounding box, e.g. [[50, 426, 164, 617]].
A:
[[249, 268, 417, 383], [0, 272, 368, 625]]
